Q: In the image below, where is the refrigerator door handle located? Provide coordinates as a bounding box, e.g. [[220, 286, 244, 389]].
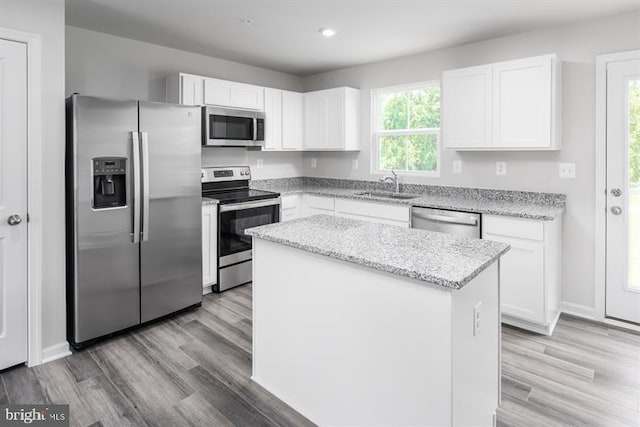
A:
[[131, 131, 141, 243], [141, 131, 150, 242]]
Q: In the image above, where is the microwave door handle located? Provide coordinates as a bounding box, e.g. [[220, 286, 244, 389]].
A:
[[131, 131, 141, 243], [253, 117, 258, 141]]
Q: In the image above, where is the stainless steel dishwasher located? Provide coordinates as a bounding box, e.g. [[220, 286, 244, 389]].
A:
[[411, 207, 481, 238]]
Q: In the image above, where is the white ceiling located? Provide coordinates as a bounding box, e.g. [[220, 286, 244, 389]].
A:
[[66, 0, 640, 76]]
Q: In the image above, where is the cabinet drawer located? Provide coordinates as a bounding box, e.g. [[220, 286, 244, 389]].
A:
[[335, 198, 410, 222], [335, 212, 409, 228], [483, 215, 544, 241], [304, 195, 335, 210]]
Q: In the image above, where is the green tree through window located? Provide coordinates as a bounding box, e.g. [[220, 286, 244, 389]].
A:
[[373, 83, 440, 174]]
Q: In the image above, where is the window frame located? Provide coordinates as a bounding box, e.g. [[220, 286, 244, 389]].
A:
[[370, 81, 441, 177]]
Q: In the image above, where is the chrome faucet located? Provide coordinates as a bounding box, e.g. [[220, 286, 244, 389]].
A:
[[380, 170, 400, 193]]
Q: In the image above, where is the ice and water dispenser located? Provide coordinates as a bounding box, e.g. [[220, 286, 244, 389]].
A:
[[93, 157, 126, 209]]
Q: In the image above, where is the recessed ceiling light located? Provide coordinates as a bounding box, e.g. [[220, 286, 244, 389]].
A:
[[319, 27, 337, 37]]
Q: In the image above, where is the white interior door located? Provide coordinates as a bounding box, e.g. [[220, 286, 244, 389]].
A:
[[606, 58, 640, 325], [0, 38, 28, 369]]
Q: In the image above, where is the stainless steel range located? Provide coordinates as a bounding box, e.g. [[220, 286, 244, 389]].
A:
[[202, 166, 280, 292]]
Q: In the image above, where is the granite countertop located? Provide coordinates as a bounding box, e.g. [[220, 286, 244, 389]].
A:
[[246, 215, 510, 289], [251, 178, 565, 221]]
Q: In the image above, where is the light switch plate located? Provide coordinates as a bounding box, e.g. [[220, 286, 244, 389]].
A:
[[559, 162, 576, 178], [495, 162, 507, 176], [452, 160, 462, 174], [256, 159, 263, 169], [311, 158, 317, 168]]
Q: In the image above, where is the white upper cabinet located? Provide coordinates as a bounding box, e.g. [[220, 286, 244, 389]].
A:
[[204, 78, 264, 110], [442, 65, 492, 149], [282, 90, 304, 150], [304, 87, 360, 151], [442, 54, 561, 151], [264, 88, 283, 150], [264, 89, 304, 151], [166, 73, 205, 106]]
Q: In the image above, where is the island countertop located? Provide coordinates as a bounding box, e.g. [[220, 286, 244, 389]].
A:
[[246, 215, 510, 289]]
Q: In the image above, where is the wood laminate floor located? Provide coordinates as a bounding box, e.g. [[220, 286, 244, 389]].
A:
[[1, 284, 639, 426]]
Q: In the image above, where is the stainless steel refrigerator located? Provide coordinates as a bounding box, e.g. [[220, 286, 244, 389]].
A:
[[65, 94, 202, 348]]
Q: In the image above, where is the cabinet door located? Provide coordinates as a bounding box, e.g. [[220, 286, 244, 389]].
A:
[[204, 78, 233, 107], [492, 56, 552, 148], [442, 65, 492, 149], [325, 89, 344, 149], [302, 195, 334, 217], [202, 205, 218, 288], [264, 88, 283, 150], [484, 233, 545, 323], [181, 75, 204, 106], [304, 92, 326, 149], [232, 84, 264, 110], [282, 90, 304, 150]]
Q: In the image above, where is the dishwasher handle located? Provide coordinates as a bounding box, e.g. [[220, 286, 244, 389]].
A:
[[412, 211, 478, 226]]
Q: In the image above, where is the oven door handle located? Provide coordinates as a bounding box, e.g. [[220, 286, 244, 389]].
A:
[[219, 198, 281, 213]]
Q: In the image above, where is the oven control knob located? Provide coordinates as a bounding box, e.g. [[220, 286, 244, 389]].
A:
[[240, 171, 245, 176]]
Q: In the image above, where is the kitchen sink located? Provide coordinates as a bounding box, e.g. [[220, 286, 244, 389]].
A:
[[355, 191, 419, 200]]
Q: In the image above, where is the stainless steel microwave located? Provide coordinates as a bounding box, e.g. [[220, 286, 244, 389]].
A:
[[202, 106, 265, 148]]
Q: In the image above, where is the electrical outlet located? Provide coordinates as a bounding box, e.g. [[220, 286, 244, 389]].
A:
[[473, 301, 482, 336], [495, 162, 507, 176], [311, 158, 317, 168], [559, 162, 576, 179], [352, 159, 359, 170], [452, 160, 462, 174], [256, 159, 263, 169]]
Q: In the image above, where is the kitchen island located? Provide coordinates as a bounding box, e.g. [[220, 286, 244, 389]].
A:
[[246, 215, 510, 427]]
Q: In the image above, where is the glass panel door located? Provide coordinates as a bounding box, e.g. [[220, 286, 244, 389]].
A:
[[210, 115, 253, 140], [606, 58, 640, 324]]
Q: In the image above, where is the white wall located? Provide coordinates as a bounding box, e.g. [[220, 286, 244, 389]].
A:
[[0, 0, 66, 351], [65, 26, 305, 179], [301, 11, 640, 312]]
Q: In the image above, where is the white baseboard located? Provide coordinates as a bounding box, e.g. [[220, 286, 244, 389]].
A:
[[561, 302, 596, 320], [40, 341, 71, 365]]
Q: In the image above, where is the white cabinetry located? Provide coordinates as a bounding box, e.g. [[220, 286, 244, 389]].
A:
[[304, 87, 360, 151], [202, 204, 218, 294], [280, 194, 302, 222], [204, 78, 264, 110], [334, 199, 410, 228], [482, 214, 562, 334], [300, 194, 410, 227], [166, 73, 205, 106], [166, 73, 263, 110], [442, 54, 561, 151], [302, 195, 335, 217], [264, 89, 304, 151]]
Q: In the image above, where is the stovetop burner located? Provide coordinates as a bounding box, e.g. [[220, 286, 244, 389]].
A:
[[203, 188, 279, 205], [201, 166, 279, 204]]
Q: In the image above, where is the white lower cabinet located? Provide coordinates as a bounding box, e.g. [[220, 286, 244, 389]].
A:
[[334, 198, 410, 228], [302, 194, 335, 217], [298, 194, 410, 227], [202, 204, 218, 294], [280, 194, 302, 222], [482, 214, 562, 335]]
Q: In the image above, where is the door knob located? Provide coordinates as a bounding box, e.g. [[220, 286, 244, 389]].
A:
[[611, 188, 622, 197], [611, 206, 622, 215], [7, 214, 22, 225]]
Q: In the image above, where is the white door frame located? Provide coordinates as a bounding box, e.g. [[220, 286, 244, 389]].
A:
[[594, 49, 640, 332], [0, 27, 43, 366]]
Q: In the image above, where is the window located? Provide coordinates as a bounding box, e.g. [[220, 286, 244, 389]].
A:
[[372, 82, 440, 176]]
